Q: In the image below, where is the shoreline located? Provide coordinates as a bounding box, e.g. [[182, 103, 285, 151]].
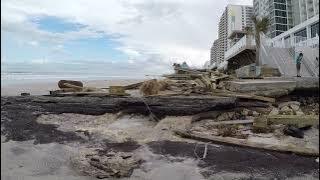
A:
[[1, 79, 145, 96]]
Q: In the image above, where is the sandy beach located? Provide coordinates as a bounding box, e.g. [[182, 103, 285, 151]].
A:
[[1, 79, 145, 96]]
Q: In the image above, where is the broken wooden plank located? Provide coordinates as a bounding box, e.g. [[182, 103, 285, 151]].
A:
[[211, 74, 229, 82], [192, 111, 224, 122], [200, 75, 212, 90], [212, 90, 275, 103], [267, 115, 319, 128], [124, 81, 146, 90], [209, 120, 254, 125], [174, 130, 319, 156], [194, 78, 206, 88]]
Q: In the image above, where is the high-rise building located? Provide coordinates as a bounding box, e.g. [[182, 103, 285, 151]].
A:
[[210, 39, 219, 65], [210, 4, 254, 65], [253, 0, 319, 38], [254, 0, 292, 38]]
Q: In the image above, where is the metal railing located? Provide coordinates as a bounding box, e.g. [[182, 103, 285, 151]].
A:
[[271, 34, 319, 48]]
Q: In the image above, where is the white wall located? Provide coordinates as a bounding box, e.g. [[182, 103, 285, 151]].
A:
[[227, 5, 243, 36]]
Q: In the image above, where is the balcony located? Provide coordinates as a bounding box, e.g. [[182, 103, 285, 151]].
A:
[[224, 35, 256, 61]]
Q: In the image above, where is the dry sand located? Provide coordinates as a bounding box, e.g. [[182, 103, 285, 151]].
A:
[[1, 79, 144, 96]]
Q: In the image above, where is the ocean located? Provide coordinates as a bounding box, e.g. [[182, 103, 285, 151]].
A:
[[1, 71, 139, 86]]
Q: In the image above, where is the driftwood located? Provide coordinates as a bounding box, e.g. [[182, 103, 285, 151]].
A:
[[58, 80, 83, 88], [174, 130, 319, 156], [2, 96, 236, 118]]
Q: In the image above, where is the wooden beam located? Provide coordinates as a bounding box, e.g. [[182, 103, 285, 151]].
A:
[[212, 90, 275, 103], [267, 115, 319, 127], [174, 130, 319, 156]]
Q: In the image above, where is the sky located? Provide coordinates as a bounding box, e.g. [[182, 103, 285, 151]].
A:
[[1, 0, 252, 76]]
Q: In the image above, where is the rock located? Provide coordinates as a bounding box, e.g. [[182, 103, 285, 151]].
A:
[[306, 97, 314, 104], [295, 110, 304, 116], [72, 151, 141, 178], [269, 108, 279, 115], [21, 93, 30, 96], [216, 112, 235, 121], [290, 104, 300, 111], [280, 106, 294, 115], [283, 125, 304, 138], [241, 109, 250, 116], [278, 101, 300, 109], [252, 111, 260, 117]]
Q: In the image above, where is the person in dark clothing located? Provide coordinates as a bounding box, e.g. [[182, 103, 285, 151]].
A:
[[295, 52, 303, 77]]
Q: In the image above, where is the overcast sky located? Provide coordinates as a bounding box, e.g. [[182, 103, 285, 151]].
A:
[[1, 0, 252, 75]]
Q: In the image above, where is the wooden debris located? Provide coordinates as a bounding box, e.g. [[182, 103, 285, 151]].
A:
[[124, 81, 146, 90], [109, 86, 126, 95], [58, 80, 83, 88], [140, 79, 160, 96], [191, 111, 224, 122], [267, 115, 319, 128], [63, 83, 84, 90], [174, 130, 319, 156], [213, 90, 275, 103], [207, 120, 254, 126]]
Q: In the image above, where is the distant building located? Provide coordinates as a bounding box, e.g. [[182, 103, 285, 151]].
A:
[[210, 39, 219, 65], [210, 4, 254, 65]]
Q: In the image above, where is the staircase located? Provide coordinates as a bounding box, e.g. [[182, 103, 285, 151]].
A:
[[260, 35, 319, 77]]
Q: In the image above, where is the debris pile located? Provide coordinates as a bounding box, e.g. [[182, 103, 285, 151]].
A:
[[71, 150, 141, 179], [45, 62, 318, 156]]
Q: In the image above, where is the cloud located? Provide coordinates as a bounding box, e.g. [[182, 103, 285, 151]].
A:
[[1, 0, 253, 73], [28, 40, 38, 46]]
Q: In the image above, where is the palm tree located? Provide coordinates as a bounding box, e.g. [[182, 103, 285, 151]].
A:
[[244, 26, 253, 36], [251, 16, 269, 66]]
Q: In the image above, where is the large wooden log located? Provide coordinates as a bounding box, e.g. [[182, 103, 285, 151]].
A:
[[1, 96, 237, 118]]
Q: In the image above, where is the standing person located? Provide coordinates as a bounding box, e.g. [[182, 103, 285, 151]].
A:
[[316, 57, 319, 77], [295, 52, 303, 77]]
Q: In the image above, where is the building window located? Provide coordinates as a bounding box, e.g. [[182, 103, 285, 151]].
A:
[[275, 10, 287, 17], [276, 24, 288, 31], [294, 28, 307, 37], [274, 3, 286, 10], [275, 17, 287, 24], [274, 0, 286, 3], [311, 22, 319, 38]]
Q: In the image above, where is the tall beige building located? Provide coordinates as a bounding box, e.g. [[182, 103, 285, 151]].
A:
[[210, 5, 254, 65]]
